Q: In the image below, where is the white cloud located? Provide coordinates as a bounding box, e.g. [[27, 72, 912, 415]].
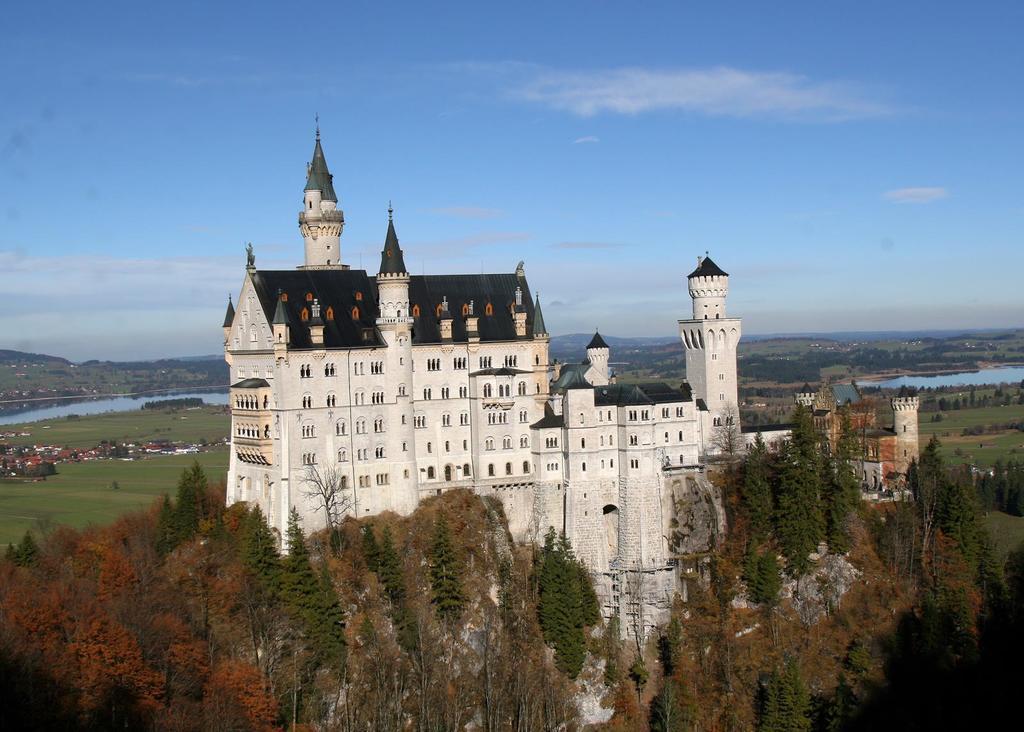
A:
[[573, 136, 600, 144], [510, 66, 892, 121], [883, 187, 949, 204], [425, 206, 504, 219]]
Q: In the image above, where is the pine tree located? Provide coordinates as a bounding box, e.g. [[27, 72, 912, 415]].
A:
[[361, 524, 380, 572], [375, 526, 404, 606], [824, 408, 861, 554], [743, 433, 775, 540], [172, 462, 207, 543], [5, 532, 39, 567], [536, 529, 593, 678], [758, 658, 811, 731], [775, 405, 824, 576], [428, 515, 466, 624], [155, 494, 176, 555], [240, 506, 280, 590]]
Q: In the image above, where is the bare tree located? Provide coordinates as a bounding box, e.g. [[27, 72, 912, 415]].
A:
[[301, 463, 352, 532], [710, 404, 744, 462]]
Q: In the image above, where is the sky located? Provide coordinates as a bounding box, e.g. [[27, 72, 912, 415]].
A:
[[1, 1, 1022, 361]]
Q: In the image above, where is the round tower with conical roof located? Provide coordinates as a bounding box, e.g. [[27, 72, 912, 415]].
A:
[[299, 128, 345, 268], [679, 254, 742, 455], [585, 331, 610, 386]]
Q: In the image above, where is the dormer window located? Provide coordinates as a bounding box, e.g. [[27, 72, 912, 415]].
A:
[[484, 302, 494, 316], [436, 303, 444, 317], [301, 308, 309, 322], [412, 304, 421, 317], [306, 292, 313, 302], [351, 306, 360, 320], [325, 306, 334, 320], [355, 291, 363, 301]]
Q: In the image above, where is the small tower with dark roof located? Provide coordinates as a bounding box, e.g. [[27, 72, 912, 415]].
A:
[[299, 126, 345, 269], [222, 295, 235, 346], [532, 293, 548, 339], [679, 252, 743, 454], [586, 330, 610, 386]]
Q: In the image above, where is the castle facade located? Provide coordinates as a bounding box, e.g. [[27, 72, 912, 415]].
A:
[[223, 132, 771, 628]]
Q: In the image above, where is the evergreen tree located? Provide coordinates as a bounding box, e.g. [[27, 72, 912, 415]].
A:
[[5, 532, 38, 567], [375, 526, 404, 606], [239, 506, 280, 590], [758, 658, 811, 732], [775, 405, 824, 577], [743, 433, 775, 540], [536, 529, 594, 678], [155, 494, 176, 555], [823, 408, 861, 554], [361, 524, 380, 572], [428, 514, 466, 624], [172, 462, 207, 543]]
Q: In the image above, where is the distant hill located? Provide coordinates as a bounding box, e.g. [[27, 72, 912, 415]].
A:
[[0, 349, 71, 365]]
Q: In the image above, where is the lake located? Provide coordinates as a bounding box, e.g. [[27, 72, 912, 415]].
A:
[[869, 366, 1024, 390], [0, 390, 229, 425]]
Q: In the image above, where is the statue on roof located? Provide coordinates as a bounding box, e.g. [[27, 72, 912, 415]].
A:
[[246, 242, 255, 268]]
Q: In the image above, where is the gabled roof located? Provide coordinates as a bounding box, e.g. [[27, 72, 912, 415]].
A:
[[304, 134, 337, 202], [378, 209, 408, 275], [409, 273, 539, 343], [688, 255, 728, 278], [551, 362, 592, 392], [470, 367, 530, 377], [222, 296, 235, 327], [531, 402, 564, 429], [831, 383, 862, 406], [587, 331, 609, 350]]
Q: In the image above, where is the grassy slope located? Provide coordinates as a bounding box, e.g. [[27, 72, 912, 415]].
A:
[[3, 406, 230, 449], [0, 450, 229, 545], [984, 511, 1024, 561], [920, 403, 1024, 468]]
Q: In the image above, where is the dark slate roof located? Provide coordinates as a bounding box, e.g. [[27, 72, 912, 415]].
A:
[[251, 269, 536, 348], [551, 362, 592, 391], [587, 331, 609, 350], [222, 296, 235, 327], [251, 270, 383, 349], [378, 211, 408, 275], [688, 255, 728, 278], [470, 367, 530, 377], [409, 273, 538, 344], [272, 294, 290, 326], [800, 382, 814, 393], [593, 382, 692, 407], [533, 294, 547, 335], [695, 398, 708, 412], [831, 383, 862, 405], [531, 403, 565, 429], [232, 378, 270, 389], [304, 135, 337, 202]]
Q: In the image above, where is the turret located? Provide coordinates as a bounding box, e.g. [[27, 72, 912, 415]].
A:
[[376, 204, 411, 320], [586, 331, 610, 386], [299, 127, 345, 269], [796, 383, 816, 407], [308, 298, 325, 346], [687, 254, 729, 320], [272, 290, 290, 358], [891, 389, 920, 474], [533, 293, 548, 340], [439, 296, 454, 342], [222, 295, 235, 345], [465, 300, 479, 344]]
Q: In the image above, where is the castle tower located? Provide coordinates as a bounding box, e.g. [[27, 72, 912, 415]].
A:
[[679, 255, 742, 453], [375, 205, 419, 514], [891, 390, 920, 475], [586, 331, 610, 386], [299, 127, 345, 269], [796, 383, 816, 407]]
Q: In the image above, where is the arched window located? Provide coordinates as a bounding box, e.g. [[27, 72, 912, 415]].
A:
[[505, 462, 512, 476], [351, 306, 360, 320], [463, 463, 471, 477], [301, 307, 309, 322], [523, 460, 530, 473], [484, 302, 493, 316], [305, 292, 313, 302], [436, 303, 444, 317], [488, 464, 495, 477], [412, 304, 421, 317], [461, 303, 470, 316], [355, 291, 363, 301], [325, 306, 334, 320], [427, 466, 435, 479]]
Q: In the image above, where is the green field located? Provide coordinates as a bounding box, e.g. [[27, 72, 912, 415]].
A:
[[984, 511, 1024, 561], [4, 406, 230, 449], [0, 450, 229, 545], [920, 403, 1024, 468]]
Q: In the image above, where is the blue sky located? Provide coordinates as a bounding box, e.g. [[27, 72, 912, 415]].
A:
[[1, 1, 1022, 360]]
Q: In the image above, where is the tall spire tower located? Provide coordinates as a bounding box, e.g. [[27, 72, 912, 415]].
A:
[[299, 125, 345, 268]]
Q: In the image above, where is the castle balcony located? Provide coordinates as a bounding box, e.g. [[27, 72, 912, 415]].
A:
[[298, 208, 344, 226]]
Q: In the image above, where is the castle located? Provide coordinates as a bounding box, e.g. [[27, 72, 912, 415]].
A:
[[222, 131, 914, 630]]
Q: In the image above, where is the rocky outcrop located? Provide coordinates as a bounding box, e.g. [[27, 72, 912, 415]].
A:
[[668, 471, 727, 556]]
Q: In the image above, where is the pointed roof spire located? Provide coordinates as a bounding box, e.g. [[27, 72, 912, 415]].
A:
[[222, 294, 235, 327], [439, 295, 454, 321], [587, 330, 609, 350], [272, 289, 290, 325], [378, 204, 408, 276], [304, 126, 337, 202], [533, 293, 548, 336]]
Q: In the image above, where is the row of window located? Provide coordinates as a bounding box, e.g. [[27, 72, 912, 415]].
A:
[[482, 436, 531, 450], [421, 386, 471, 399], [235, 424, 270, 439], [234, 395, 268, 410]]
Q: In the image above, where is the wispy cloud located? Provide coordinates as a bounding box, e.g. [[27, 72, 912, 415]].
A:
[[505, 65, 892, 121], [550, 241, 623, 250], [883, 187, 949, 204], [573, 136, 600, 144], [425, 206, 504, 219]]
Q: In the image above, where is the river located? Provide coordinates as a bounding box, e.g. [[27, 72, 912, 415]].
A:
[[868, 365, 1024, 390], [0, 390, 229, 426]]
